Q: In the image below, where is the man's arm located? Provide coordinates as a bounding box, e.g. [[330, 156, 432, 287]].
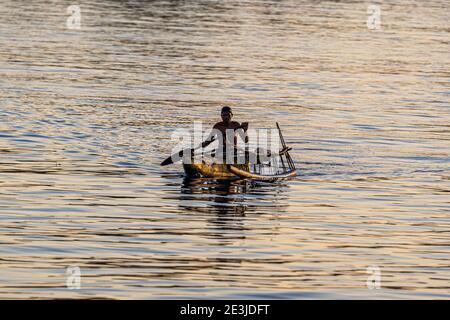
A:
[[201, 124, 220, 148], [201, 136, 215, 148], [235, 122, 249, 144]]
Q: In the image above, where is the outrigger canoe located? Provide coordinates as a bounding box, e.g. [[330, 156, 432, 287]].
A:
[[162, 123, 297, 182]]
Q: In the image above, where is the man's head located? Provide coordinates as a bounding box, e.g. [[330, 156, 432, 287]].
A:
[[221, 106, 233, 124]]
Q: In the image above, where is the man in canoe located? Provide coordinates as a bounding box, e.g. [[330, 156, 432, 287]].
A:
[[201, 106, 249, 163]]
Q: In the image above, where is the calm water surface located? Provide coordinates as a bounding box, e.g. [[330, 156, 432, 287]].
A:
[[0, 0, 449, 299]]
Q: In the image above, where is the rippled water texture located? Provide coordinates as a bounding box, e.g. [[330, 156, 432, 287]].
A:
[[0, 0, 449, 299]]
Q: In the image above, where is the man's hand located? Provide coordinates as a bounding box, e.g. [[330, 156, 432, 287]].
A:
[[240, 122, 249, 131]]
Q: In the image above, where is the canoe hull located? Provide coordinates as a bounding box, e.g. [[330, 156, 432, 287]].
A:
[[183, 163, 297, 181], [183, 163, 247, 179]]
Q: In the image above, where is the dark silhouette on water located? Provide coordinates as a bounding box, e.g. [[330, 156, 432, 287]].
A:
[[178, 177, 290, 245]]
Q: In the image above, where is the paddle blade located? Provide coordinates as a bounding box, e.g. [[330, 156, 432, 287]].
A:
[[160, 156, 175, 166], [160, 148, 192, 166]]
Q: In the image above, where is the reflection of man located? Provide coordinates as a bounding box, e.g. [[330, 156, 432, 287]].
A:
[[201, 106, 249, 157]]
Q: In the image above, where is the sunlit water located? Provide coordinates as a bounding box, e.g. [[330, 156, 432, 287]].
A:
[[0, 0, 449, 299]]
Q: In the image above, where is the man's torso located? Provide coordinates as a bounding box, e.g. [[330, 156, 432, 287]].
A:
[[213, 121, 241, 147]]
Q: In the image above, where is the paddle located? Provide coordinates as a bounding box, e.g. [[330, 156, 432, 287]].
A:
[[161, 147, 250, 166], [161, 146, 266, 166]]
